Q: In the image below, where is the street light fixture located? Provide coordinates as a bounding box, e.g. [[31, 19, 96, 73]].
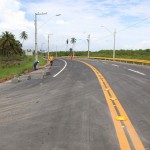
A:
[[35, 13, 61, 61], [56, 14, 61, 16], [101, 26, 116, 60], [35, 12, 47, 61]]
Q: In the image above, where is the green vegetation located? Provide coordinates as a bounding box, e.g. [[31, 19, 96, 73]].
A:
[[50, 49, 150, 60], [0, 55, 47, 79], [91, 49, 150, 60], [20, 31, 28, 46], [0, 30, 149, 81], [0, 31, 23, 57], [70, 37, 77, 48], [0, 31, 47, 80]]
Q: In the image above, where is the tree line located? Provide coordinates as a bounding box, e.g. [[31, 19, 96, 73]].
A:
[[0, 31, 28, 57]]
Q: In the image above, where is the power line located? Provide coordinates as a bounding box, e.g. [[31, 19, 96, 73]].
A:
[[98, 16, 150, 41], [117, 16, 150, 33]]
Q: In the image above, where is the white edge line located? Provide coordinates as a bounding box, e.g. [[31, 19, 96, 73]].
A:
[[112, 64, 119, 67], [128, 69, 146, 75], [53, 59, 67, 77]]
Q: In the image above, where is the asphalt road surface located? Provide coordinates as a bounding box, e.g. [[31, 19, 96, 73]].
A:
[[0, 58, 149, 150]]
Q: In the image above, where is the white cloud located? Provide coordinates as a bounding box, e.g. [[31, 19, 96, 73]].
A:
[[0, 0, 150, 51]]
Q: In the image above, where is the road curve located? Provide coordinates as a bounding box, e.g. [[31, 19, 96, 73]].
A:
[[0, 58, 149, 150]]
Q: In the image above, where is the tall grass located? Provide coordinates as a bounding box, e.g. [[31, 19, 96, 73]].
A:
[[50, 49, 150, 60], [0, 55, 47, 79]]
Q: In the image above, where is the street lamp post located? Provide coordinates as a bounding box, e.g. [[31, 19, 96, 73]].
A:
[[56, 45, 58, 57], [48, 34, 53, 59], [113, 29, 116, 59], [35, 12, 47, 61], [87, 34, 90, 58], [47, 14, 61, 59], [101, 26, 116, 60]]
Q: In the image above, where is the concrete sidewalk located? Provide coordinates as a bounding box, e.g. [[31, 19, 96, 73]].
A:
[[11, 65, 51, 83]]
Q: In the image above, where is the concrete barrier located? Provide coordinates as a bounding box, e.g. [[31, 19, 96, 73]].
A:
[[19, 74, 31, 81], [29, 71, 45, 79], [43, 66, 51, 76], [11, 75, 20, 83]]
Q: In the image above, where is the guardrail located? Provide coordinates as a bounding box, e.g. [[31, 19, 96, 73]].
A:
[[63, 56, 150, 65], [89, 57, 150, 65]]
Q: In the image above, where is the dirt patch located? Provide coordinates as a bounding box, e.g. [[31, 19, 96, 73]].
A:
[[0, 76, 12, 83]]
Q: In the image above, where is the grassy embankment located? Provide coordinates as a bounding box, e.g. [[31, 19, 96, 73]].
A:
[[0, 55, 47, 81], [73, 49, 150, 60], [50, 49, 150, 60]]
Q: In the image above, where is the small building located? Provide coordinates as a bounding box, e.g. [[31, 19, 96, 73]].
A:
[[25, 49, 33, 56]]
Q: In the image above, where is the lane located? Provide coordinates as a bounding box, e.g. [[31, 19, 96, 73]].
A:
[[0, 58, 120, 150], [98, 59, 150, 77], [53, 59, 67, 77], [82, 58, 150, 149]]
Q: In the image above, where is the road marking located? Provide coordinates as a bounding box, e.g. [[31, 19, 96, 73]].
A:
[[78, 60, 145, 150], [112, 64, 119, 67], [128, 69, 146, 75], [53, 59, 67, 77], [102, 62, 107, 64]]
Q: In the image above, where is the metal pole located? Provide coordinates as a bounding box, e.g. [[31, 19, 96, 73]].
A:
[[56, 45, 57, 57], [73, 45, 74, 57], [101, 26, 116, 59], [113, 29, 116, 60], [88, 34, 90, 58], [35, 13, 38, 61], [34, 12, 47, 61], [48, 34, 53, 59]]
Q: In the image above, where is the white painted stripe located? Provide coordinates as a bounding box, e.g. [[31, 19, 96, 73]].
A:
[[102, 62, 107, 64], [53, 59, 67, 77], [128, 69, 146, 75], [112, 64, 119, 67]]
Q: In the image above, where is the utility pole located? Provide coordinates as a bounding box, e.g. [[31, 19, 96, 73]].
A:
[[113, 29, 116, 60], [87, 34, 90, 58], [101, 26, 116, 59], [56, 45, 58, 57], [35, 12, 47, 61], [66, 39, 68, 51], [48, 34, 53, 59]]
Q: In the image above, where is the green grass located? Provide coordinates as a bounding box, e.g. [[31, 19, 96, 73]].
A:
[[50, 49, 150, 60], [0, 55, 47, 79]]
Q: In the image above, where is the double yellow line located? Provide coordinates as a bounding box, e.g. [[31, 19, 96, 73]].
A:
[[79, 60, 145, 150]]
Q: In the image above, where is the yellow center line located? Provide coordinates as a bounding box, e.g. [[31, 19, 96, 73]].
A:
[[78, 60, 145, 150]]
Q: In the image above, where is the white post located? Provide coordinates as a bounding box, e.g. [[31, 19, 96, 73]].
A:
[[87, 34, 90, 58], [48, 34, 53, 59], [113, 29, 116, 60], [56, 45, 57, 57], [34, 12, 47, 61], [35, 13, 38, 61]]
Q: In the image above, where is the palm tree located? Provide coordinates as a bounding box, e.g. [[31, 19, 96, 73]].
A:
[[70, 37, 76, 56], [14, 40, 22, 55], [0, 31, 23, 57], [20, 31, 28, 45], [0, 31, 16, 57]]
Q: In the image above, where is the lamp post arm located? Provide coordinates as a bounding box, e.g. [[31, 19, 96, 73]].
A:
[[101, 26, 113, 34]]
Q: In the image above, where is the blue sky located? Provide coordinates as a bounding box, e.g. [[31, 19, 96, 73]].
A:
[[0, 0, 150, 51]]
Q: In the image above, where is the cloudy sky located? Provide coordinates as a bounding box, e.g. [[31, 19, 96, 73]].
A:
[[0, 0, 150, 51]]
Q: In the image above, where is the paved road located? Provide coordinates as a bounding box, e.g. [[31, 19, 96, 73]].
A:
[[0, 58, 149, 150]]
